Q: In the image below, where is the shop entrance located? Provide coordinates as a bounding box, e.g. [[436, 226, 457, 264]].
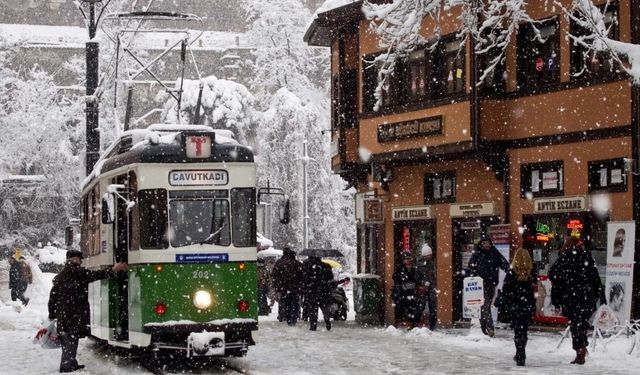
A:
[[451, 217, 499, 322], [393, 220, 436, 267]]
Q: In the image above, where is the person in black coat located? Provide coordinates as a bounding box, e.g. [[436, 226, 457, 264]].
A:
[[393, 253, 420, 327], [548, 237, 605, 365], [302, 256, 334, 331], [468, 234, 509, 337], [48, 250, 128, 373], [8, 255, 29, 305], [496, 248, 536, 366], [271, 247, 303, 326]]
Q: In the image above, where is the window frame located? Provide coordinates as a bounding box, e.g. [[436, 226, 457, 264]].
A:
[[231, 188, 257, 248], [588, 158, 627, 193], [570, 2, 621, 81], [424, 171, 457, 204], [517, 17, 561, 89], [138, 189, 169, 249], [520, 161, 564, 198]]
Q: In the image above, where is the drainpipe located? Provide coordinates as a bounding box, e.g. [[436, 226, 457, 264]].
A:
[[630, 0, 640, 320], [470, 0, 480, 151]]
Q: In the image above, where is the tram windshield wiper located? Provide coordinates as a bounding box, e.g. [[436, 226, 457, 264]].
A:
[[200, 222, 225, 245]]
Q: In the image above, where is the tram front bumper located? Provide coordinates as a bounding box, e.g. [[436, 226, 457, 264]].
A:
[[143, 320, 257, 352]]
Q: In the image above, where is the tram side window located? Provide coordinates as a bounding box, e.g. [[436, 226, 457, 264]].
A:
[[231, 188, 256, 248], [139, 189, 169, 249]]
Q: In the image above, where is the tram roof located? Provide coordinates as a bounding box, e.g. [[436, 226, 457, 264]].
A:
[[81, 125, 254, 190]]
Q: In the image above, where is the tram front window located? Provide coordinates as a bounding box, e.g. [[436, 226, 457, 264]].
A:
[[169, 199, 230, 247]]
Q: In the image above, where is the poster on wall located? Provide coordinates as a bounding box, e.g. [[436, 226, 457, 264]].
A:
[[605, 221, 635, 324]]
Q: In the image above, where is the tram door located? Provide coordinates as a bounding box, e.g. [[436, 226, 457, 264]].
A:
[[113, 173, 133, 341]]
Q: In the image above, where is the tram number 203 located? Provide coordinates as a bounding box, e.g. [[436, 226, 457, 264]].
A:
[[192, 270, 210, 279]]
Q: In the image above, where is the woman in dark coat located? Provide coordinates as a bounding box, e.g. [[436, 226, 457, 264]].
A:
[[497, 248, 536, 366], [549, 237, 605, 365]]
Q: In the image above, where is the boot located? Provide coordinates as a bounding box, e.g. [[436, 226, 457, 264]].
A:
[[570, 347, 587, 365], [514, 338, 526, 366]]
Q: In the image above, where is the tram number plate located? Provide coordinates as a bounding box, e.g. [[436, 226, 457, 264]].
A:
[[192, 270, 210, 279]]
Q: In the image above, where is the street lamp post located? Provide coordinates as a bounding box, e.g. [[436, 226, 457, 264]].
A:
[[300, 140, 315, 249]]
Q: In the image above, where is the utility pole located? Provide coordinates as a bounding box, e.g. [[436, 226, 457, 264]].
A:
[[300, 140, 314, 249], [630, 0, 640, 320], [79, 0, 105, 176]]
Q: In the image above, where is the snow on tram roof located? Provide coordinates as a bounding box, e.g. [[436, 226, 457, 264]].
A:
[[81, 124, 242, 190]]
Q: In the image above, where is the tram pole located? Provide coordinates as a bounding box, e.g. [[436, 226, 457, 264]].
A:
[[80, 0, 104, 176]]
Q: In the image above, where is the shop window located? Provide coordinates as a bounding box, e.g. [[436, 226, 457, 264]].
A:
[[361, 34, 465, 113], [407, 48, 433, 101], [439, 39, 466, 96], [517, 18, 560, 89], [424, 171, 456, 203], [521, 161, 563, 198], [588, 158, 627, 193], [570, 4, 621, 80]]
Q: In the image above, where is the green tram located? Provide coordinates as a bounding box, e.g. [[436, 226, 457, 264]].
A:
[[77, 124, 261, 357]]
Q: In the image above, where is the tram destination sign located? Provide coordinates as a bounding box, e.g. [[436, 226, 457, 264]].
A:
[[169, 170, 228, 186], [377, 115, 443, 143], [533, 195, 587, 213]]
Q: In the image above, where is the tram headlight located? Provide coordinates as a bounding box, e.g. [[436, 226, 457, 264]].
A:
[[193, 290, 213, 310]]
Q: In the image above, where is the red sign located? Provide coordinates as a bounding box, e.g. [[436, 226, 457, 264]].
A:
[[535, 57, 544, 72], [186, 136, 211, 158], [402, 226, 410, 252], [489, 224, 511, 245], [566, 219, 584, 230]]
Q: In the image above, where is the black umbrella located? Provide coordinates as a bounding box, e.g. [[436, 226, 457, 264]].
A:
[[299, 248, 344, 258]]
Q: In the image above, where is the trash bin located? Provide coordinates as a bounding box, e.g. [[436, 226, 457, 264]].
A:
[[352, 274, 382, 325]]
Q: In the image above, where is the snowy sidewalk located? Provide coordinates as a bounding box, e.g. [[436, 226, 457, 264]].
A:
[[1, 266, 639, 374]]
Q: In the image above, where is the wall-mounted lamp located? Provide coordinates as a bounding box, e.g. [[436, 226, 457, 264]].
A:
[[624, 158, 639, 175]]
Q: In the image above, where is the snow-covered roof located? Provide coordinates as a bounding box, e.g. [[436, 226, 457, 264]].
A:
[[304, 1, 363, 46], [0, 23, 251, 51]]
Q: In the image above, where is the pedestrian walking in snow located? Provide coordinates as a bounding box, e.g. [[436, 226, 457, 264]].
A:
[[302, 255, 334, 331], [257, 258, 272, 315], [468, 234, 509, 337], [393, 253, 420, 327], [548, 237, 605, 365], [8, 253, 29, 306], [272, 247, 303, 326], [416, 243, 437, 330], [495, 248, 536, 366], [48, 250, 128, 373]]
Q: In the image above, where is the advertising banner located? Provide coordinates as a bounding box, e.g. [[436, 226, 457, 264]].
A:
[[463, 277, 484, 319], [605, 221, 635, 324]]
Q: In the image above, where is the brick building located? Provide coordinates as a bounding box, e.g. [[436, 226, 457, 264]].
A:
[[305, 0, 640, 326]]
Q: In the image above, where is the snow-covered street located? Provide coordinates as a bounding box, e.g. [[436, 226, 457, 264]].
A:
[[2, 265, 640, 374]]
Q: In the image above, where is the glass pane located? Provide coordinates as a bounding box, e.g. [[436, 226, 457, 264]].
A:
[[139, 189, 168, 249], [169, 199, 230, 247], [231, 188, 256, 247]]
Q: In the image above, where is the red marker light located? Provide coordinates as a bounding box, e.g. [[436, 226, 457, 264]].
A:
[[238, 262, 246, 271], [238, 300, 250, 313], [155, 264, 163, 272], [154, 303, 167, 316]]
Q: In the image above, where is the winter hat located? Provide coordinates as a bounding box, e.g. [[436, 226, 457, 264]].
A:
[[66, 250, 84, 259], [421, 244, 433, 257], [480, 234, 492, 243], [402, 252, 413, 260]]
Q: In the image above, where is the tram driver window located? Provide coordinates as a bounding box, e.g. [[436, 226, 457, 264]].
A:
[[169, 193, 230, 247], [139, 189, 168, 249]]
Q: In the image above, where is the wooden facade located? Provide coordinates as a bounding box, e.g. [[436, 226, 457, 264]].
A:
[[305, 0, 640, 326]]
